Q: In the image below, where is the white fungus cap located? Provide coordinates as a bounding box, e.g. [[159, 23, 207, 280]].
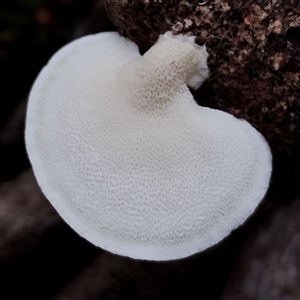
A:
[[25, 31, 272, 261]]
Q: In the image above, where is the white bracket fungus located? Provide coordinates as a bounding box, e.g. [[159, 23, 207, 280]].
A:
[[25, 31, 272, 261]]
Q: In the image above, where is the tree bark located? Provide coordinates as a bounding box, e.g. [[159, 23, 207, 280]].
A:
[[105, 0, 300, 157]]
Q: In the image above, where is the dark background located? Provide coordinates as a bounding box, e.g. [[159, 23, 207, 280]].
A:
[[0, 0, 111, 183], [0, 1, 300, 299]]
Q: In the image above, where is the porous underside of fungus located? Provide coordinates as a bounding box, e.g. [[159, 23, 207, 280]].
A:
[[25, 31, 272, 260], [105, 0, 300, 158]]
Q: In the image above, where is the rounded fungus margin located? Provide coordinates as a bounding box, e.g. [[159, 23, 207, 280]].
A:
[[25, 31, 272, 261]]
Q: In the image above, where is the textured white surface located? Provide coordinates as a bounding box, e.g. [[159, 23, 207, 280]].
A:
[[25, 32, 272, 260]]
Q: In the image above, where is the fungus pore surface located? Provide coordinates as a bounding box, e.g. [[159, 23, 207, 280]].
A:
[[25, 31, 272, 260]]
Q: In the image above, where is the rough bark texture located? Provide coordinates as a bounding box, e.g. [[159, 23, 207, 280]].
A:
[[105, 0, 300, 157]]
